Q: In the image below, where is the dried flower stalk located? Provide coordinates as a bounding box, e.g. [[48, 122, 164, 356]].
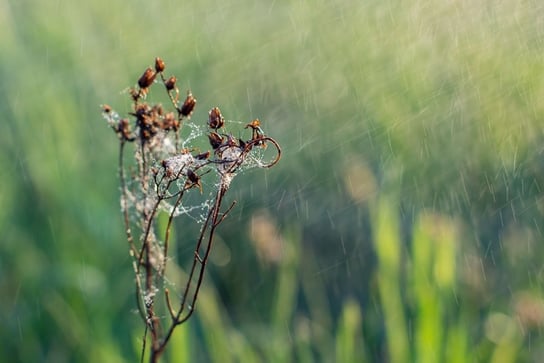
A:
[[102, 57, 281, 362]]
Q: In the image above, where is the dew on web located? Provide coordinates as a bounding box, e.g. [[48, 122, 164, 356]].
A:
[[160, 199, 211, 223], [181, 123, 207, 149]]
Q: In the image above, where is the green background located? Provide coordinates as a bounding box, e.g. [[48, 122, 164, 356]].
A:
[[2, 0, 544, 362]]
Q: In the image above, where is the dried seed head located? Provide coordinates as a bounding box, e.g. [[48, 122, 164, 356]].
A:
[[133, 103, 151, 118], [245, 119, 261, 130], [208, 132, 224, 149], [134, 107, 159, 141], [162, 112, 180, 131], [186, 169, 199, 184], [186, 169, 202, 192], [162, 158, 175, 178], [138, 67, 156, 89], [165, 76, 177, 91], [119, 118, 130, 129], [117, 118, 134, 141], [195, 150, 210, 160], [208, 107, 225, 130], [245, 118, 265, 145], [151, 104, 164, 116], [180, 92, 196, 118], [155, 57, 166, 73]]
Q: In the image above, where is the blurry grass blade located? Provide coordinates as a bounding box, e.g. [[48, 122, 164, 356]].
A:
[[272, 226, 301, 326], [335, 298, 368, 363], [371, 197, 410, 363], [412, 213, 443, 363]]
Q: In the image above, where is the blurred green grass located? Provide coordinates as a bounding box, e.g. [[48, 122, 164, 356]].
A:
[[2, 0, 544, 361]]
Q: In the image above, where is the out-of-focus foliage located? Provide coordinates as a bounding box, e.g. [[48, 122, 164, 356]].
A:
[[2, 0, 544, 361]]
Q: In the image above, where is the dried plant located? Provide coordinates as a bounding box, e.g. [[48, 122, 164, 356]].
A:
[[102, 57, 281, 362]]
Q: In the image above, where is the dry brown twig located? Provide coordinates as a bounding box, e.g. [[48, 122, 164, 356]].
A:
[[101, 57, 281, 362]]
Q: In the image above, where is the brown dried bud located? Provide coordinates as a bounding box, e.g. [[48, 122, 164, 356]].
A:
[[119, 118, 130, 129], [151, 104, 164, 116], [186, 169, 199, 184], [165, 76, 177, 91], [138, 67, 156, 89], [208, 107, 225, 130], [180, 92, 196, 117], [161, 159, 173, 178], [245, 119, 261, 130], [102, 104, 112, 113], [133, 103, 151, 119], [208, 132, 224, 149], [155, 57, 166, 73], [162, 112, 180, 131], [186, 169, 202, 192], [117, 118, 135, 141], [195, 150, 210, 160], [246, 118, 265, 143]]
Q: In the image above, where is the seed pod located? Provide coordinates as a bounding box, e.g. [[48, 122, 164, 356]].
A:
[[155, 57, 166, 72], [162, 112, 180, 131], [245, 119, 261, 130], [208, 107, 225, 130], [165, 76, 177, 91], [180, 92, 196, 117], [195, 150, 210, 160], [186, 169, 202, 192], [151, 104, 164, 116], [133, 103, 151, 119], [208, 132, 224, 149], [138, 67, 156, 89], [117, 118, 135, 141], [187, 169, 199, 184], [245, 118, 265, 141]]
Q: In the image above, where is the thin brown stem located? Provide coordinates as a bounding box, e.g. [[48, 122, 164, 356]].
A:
[[177, 184, 229, 324], [161, 188, 186, 276], [154, 184, 231, 355], [136, 197, 162, 272], [140, 324, 148, 363], [119, 141, 138, 258], [165, 288, 176, 320]]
